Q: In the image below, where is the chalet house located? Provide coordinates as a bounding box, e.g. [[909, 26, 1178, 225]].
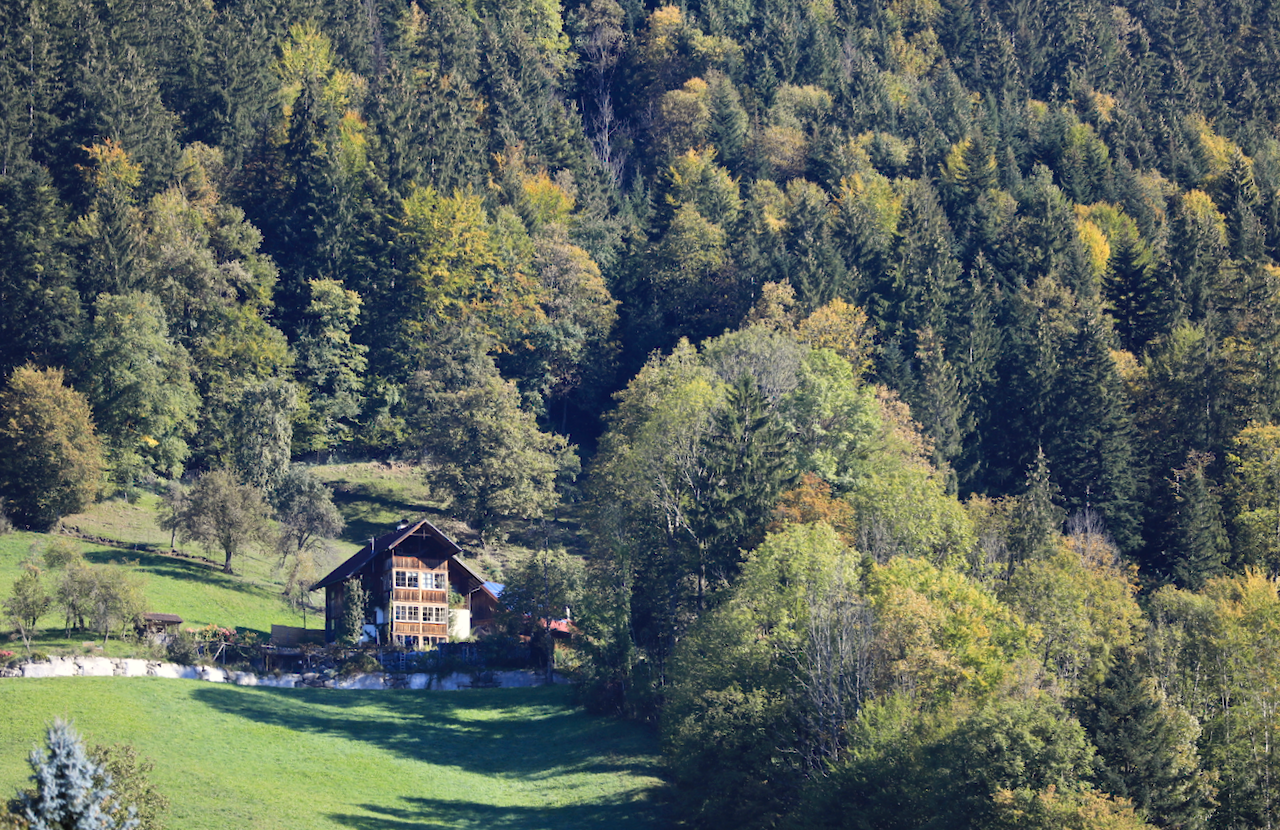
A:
[[310, 519, 500, 649]]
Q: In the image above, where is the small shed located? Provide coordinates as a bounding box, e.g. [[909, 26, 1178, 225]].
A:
[[141, 613, 183, 636]]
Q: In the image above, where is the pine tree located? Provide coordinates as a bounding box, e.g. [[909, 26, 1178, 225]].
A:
[[1077, 650, 1215, 830], [0, 160, 81, 377], [913, 326, 970, 493], [690, 374, 796, 605], [14, 720, 140, 830], [1006, 449, 1067, 577], [1048, 310, 1143, 552], [1165, 451, 1229, 589]]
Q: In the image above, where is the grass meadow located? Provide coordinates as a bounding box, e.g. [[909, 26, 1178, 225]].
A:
[[0, 680, 668, 829], [0, 531, 315, 656]]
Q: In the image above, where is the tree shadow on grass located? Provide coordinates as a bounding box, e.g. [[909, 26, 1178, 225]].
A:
[[332, 790, 668, 830], [82, 547, 280, 600], [189, 685, 667, 824], [328, 480, 431, 547], [191, 686, 658, 776]]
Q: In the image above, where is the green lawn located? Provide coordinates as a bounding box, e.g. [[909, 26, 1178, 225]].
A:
[[0, 532, 313, 654], [0, 680, 668, 830]]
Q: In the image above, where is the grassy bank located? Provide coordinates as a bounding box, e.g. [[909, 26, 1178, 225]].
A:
[[0, 679, 668, 829], [0, 532, 312, 654]]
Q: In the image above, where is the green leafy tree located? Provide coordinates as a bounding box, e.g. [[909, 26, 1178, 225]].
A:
[[4, 559, 49, 653], [272, 465, 344, 565], [227, 378, 298, 495], [87, 744, 168, 830], [502, 548, 585, 679], [77, 291, 199, 492], [175, 468, 272, 573], [0, 365, 105, 530], [411, 366, 577, 542], [87, 563, 146, 647]]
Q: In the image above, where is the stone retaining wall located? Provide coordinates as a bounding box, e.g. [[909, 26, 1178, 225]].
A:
[[0, 656, 562, 691]]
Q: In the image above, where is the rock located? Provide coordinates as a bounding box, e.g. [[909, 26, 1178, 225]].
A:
[[76, 657, 115, 677], [21, 662, 55, 678], [232, 671, 258, 686], [407, 673, 430, 690], [336, 673, 386, 690], [48, 657, 77, 677], [118, 659, 149, 677], [199, 666, 226, 683]]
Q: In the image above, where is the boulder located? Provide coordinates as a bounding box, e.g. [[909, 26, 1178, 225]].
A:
[[76, 657, 115, 677], [407, 673, 430, 690], [118, 659, 149, 677], [336, 673, 386, 690], [48, 657, 78, 677], [21, 662, 55, 678], [199, 666, 227, 683]]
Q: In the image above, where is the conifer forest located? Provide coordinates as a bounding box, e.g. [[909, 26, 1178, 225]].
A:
[[8, 0, 1280, 825]]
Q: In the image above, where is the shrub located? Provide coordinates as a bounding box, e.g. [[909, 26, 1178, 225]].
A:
[[165, 631, 199, 665], [337, 651, 382, 677]]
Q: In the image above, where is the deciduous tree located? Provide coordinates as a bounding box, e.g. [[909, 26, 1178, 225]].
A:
[[176, 468, 272, 573], [0, 366, 105, 530]]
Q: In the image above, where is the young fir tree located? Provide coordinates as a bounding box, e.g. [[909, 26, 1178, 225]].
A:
[[13, 720, 140, 830], [689, 373, 796, 606], [1166, 451, 1230, 589], [1077, 649, 1215, 830]]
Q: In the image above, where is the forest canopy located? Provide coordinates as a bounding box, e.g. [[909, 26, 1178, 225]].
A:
[[6, 0, 1280, 824]]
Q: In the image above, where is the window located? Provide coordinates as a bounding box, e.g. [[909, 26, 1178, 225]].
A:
[[394, 570, 419, 589], [424, 606, 447, 624], [425, 571, 447, 590], [394, 605, 421, 622]]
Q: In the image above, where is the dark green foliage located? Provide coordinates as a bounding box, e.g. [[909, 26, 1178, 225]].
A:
[[1046, 310, 1142, 552], [1077, 649, 1215, 830], [689, 373, 796, 602], [338, 576, 369, 646], [0, 161, 80, 377], [1164, 451, 1230, 589]]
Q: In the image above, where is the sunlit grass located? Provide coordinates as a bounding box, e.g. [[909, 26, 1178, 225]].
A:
[[0, 680, 668, 830]]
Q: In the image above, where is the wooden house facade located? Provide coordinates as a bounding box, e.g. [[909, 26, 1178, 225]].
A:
[[310, 519, 499, 648]]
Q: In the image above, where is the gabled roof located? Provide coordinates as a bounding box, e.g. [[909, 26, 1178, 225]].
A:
[[310, 518, 463, 591]]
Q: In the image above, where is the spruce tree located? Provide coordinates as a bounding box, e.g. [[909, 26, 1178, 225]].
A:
[[1077, 650, 1215, 830], [1166, 451, 1229, 589], [690, 374, 796, 604], [1048, 310, 1143, 553], [14, 720, 140, 830]]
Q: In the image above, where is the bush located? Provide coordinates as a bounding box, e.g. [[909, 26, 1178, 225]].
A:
[[165, 631, 199, 665], [337, 651, 382, 677]]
